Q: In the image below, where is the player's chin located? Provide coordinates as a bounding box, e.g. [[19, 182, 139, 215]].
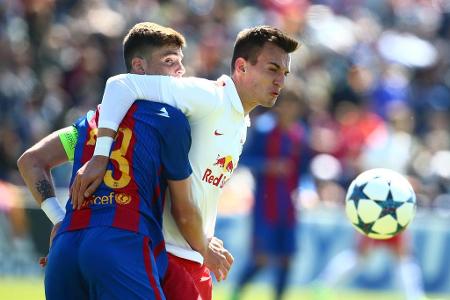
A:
[[262, 97, 278, 107]]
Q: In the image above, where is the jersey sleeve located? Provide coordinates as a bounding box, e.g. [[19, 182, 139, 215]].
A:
[[58, 126, 78, 161], [160, 113, 193, 180], [98, 74, 220, 131]]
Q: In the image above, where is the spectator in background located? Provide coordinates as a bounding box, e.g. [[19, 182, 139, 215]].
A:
[[232, 89, 310, 300]]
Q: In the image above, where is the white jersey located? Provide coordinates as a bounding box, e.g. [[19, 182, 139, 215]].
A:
[[99, 74, 250, 263]]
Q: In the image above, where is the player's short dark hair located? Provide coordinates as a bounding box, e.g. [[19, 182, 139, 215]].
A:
[[231, 25, 299, 72], [123, 22, 186, 72]]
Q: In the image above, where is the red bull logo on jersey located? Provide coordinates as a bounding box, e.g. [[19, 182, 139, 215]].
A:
[[81, 192, 132, 208], [202, 155, 235, 188], [214, 155, 234, 173]]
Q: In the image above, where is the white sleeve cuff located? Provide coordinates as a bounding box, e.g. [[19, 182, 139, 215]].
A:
[[93, 136, 114, 157], [41, 197, 66, 225], [98, 120, 120, 131]]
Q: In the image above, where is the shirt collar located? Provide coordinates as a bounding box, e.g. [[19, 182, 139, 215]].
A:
[[218, 75, 251, 127], [218, 74, 244, 115]]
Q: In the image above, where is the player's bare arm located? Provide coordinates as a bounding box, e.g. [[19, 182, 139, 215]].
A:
[[17, 128, 71, 205], [17, 128, 76, 226], [167, 177, 208, 256], [167, 177, 233, 280], [17, 127, 75, 266]]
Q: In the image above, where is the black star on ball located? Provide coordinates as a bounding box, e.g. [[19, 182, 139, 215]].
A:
[[374, 187, 404, 220], [348, 182, 368, 209], [355, 215, 376, 235], [391, 222, 407, 236]]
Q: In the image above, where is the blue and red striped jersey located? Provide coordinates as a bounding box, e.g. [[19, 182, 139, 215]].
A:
[[241, 113, 309, 228], [58, 101, 192, 247]]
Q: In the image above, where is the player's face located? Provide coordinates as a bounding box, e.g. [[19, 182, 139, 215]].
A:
[[245, 43, 290, 108], [144, 44, 185, 77]]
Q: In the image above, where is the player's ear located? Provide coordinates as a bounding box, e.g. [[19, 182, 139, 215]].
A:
[[131, 56, 146, 74], [234, 58, 247, 75]]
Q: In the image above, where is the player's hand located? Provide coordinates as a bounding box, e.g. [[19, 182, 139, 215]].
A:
[[70, 156, 109, 209], [39, 256, 48, 268], [204, 237, 234, 282]]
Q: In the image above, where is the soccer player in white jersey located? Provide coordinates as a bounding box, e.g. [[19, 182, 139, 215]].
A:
[[71, 25, 299, 300]]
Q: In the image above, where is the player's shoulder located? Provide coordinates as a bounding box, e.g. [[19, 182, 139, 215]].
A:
[[133, 100, 174, 112], [179, 76, 227, 93], [159, 103, 186, 122], [133, 101, 189, 129], [157, 104, 191, 141]]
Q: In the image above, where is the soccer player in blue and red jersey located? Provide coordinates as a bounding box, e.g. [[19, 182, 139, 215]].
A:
[[18, 23, 210, 300], [233, 89, 310, 300], [47, 101, 193, 300]]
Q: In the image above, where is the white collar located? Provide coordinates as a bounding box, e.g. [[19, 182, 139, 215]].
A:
[[217, 74, 251, 127], [218, 75, 243, 115]]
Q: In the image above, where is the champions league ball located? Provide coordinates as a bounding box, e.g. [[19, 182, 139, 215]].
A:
[[345, 168, 417, 239]]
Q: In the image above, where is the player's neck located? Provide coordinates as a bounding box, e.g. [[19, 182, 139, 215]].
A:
[[231, 76, 256, 115]]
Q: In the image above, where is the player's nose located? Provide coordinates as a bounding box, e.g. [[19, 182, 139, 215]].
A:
[[176, 63, 186, 77], [274, 73, 285, 89]]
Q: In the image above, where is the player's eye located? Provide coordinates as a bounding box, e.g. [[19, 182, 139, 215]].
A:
[[164, 58, 174, 65]]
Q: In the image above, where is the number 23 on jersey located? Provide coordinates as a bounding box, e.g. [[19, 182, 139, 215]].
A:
[[87, 127, 132, 189]]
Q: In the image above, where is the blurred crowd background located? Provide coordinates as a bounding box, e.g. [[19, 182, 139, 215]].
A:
[[1, 0, 449, 206], [0, 0, 449, 297]]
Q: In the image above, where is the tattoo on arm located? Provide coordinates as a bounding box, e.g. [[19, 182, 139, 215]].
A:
[[36, 179, 55, 200]]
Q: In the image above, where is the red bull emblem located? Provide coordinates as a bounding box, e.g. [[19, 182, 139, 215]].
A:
[[214, 155, 234, 173], [202, 154, 235, 188], [214, 156, 226, 168]]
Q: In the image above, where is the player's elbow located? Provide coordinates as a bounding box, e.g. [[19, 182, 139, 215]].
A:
[[171, 201, 197, 227], [171, 204, 189, 226], [17, 150, 31, 173], [17, 149, 44, 174]]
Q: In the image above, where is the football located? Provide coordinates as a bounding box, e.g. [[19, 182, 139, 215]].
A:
[[345, 168, 417, 239]]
